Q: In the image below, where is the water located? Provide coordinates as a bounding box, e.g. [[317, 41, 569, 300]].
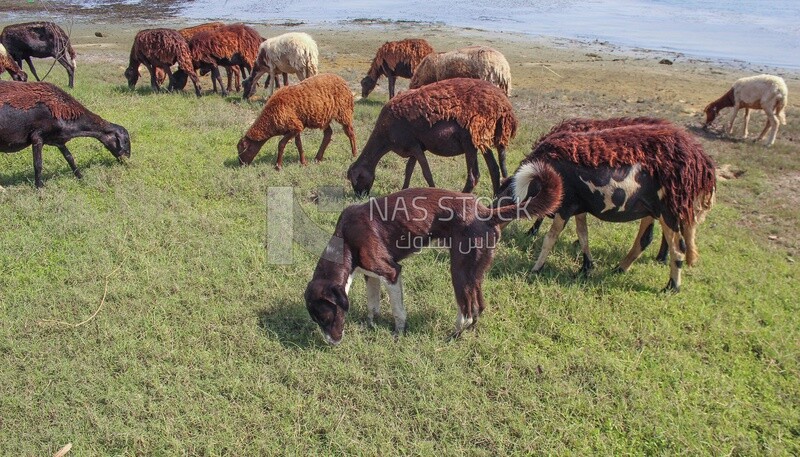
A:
[[186, 0, 800, 69], [10, 0, 800, 69]]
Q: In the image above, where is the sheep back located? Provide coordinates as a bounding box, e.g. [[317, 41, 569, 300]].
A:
[[410, 46, 511, 95], [386, 77, 517, 151], [370, 38, 433, 76], [258, 32, 319, 77], [245, 73, 353, 140], [530, 123, 716, 224], [0, 80, 91, 121], [129, 28, 195, 73], [179, 22, 225, 41], [0, 21, 76, 64]]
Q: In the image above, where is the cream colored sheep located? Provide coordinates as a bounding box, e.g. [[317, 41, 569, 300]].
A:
[[703, 74, 788, 146], [242, 32, 319, 99], [409, 45, 511, 95]]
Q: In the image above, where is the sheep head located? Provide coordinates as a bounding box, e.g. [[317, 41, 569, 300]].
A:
[[237, 136, 266, 165], [360, 75, 377, 98], [124, 66, 140, 89]]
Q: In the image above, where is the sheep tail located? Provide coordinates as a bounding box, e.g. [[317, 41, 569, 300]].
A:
[[492, 161, 563, 222]]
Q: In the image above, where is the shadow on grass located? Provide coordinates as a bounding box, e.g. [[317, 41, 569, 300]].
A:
[[0, 153, 120, 187], [356, 97, 387, 108], [685, 124, 747, 145], [491, 224, 668, 293], [258, 294, 446, 348]]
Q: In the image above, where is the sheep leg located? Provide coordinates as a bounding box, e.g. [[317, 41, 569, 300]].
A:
[[315, 125, 334, 162], [23, 57, 40, 81], [462, 150, 480, 193], [386, 273, 406, 337], [388, 74, 396, 99], [727, 105, 740, 135], [416, 152, 436, 187], [56, 53, 75, 88], [658, 217, 684, 292], [681, 222, 699, 267], [211, 66, 226, 96], [575, 213, 594, 275], [402, 158, 417, 189], [275, 133, 295, 170], [294, 134, 307, 166], [617, 217, 656, 272], [532, 214, 569, 273], [31, 139, 44, 188], [365, 276, 381, 329], [481, 148, 502, 196], [341, 122, 357, 157], [498, 146, 509, 178], [742, 108, 751, 138], [268, 70, 278, 96], [761, 110, 780, 146], [57, 145, 82, 179], [149, 65, 164, 92], [528, 218, 545, 237], [282, 73, 288, 86]]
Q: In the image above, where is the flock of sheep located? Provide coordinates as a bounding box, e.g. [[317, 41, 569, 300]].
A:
[[0, 20, 791, 342]]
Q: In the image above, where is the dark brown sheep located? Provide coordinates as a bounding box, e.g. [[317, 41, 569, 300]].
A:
[[360, 38, 434, 99], [124, 28, 202, 96], [0, 81, 130, 188], [0, 22, 76, 88], [174, 23, 261, 96], [347, 78, 516, 197], [0, 43, 27, 81], [237, 73, 357, 170]]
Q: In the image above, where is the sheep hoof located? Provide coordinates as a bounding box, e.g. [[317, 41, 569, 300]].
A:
[[613, 266, 626, 274], [274, 164, 282, 171]]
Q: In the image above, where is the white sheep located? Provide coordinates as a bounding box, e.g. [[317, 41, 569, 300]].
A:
[[703, 74, 789, 146], [241, 32, 319, 99], [409, 45, 511, 95]]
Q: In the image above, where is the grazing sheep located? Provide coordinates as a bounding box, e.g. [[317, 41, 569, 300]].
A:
[[525, 117, 673, 263], [0, 81, 130, 188], [500, 121, 716, 291], [237, 73, 357, 169], [242, 32, 319, 100], [124, 28, 202, 97], [703, 74, 788, 146], [177, 21, 240, 92], [174, 23, 261, 96], [347, 78, 516, 197], [360, 38, 434, 99], [0, 43, 27, 81], [306, 172, 563, 344], [409, 46, 511, 95], [0, 22, 76, 88]]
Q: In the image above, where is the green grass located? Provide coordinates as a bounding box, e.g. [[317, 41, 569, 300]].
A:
[[1, 59, 799, 456]]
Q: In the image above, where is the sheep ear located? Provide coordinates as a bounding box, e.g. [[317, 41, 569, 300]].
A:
[[330, 285, 349, 311]]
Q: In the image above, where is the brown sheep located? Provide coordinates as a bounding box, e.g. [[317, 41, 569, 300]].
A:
[[0, 81, 130, 188], [360, 38, 434, 99], [237, 73, 357, 170], [174, 23, 262, 96], [0, 22, 76, 88], [0, 43, 27, 81], [347, 78, 516, 197], [124, 28, 202, 97], [410, 46, 511, 95]]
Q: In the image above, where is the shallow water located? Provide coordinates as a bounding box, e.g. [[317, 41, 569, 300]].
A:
[[5, 0, 800, 69]]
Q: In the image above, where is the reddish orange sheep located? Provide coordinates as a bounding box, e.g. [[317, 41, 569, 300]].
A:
[[124, 28, 202, 96], [360, 38, 434, 99], [237, 73, 357, 170]]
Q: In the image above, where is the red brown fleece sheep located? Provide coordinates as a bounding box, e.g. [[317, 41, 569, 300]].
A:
[[360, 38, 434, 99], [176, 23, 262, 96], [124, 28, 202, 96], [347, 77, 516, 197], [0, 81, 130, 188], [237, 73, 357, 170], [0, 21, 76, 88]]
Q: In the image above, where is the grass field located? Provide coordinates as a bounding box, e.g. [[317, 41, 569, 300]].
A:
[[1, 22, 799, 455]]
